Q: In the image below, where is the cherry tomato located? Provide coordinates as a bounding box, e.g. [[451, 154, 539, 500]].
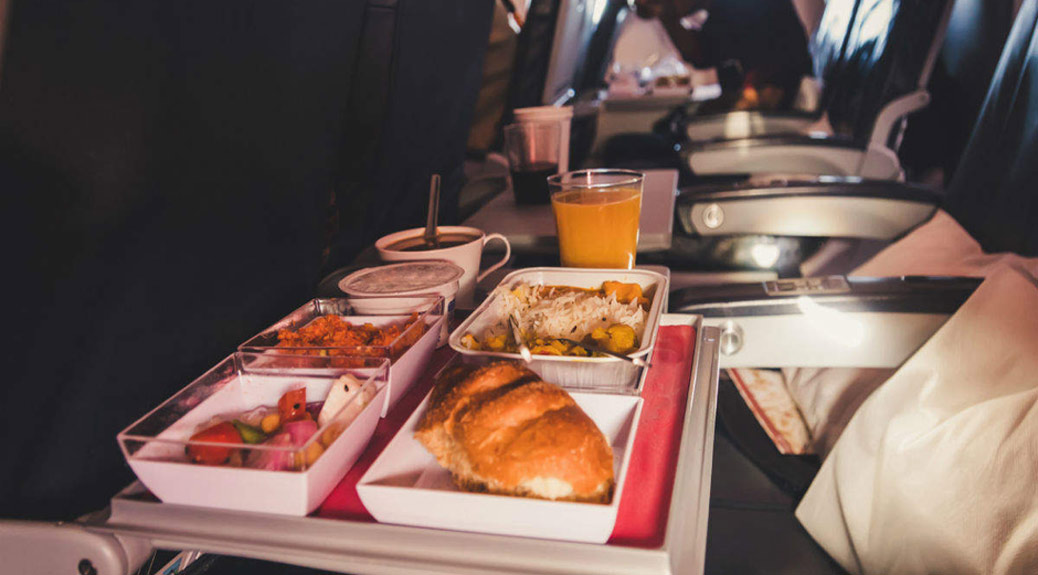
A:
[[277, 387, 308, 422], [186, 421, 242, 465]]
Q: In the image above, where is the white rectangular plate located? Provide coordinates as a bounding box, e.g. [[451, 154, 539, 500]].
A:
[[357, 388, 643, 544]]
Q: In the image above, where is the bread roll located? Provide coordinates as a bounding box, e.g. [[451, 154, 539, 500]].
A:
[[415, 362, 615, 503]]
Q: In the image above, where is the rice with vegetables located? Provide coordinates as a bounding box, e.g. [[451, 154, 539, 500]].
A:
[[461, 282, 649, 356]]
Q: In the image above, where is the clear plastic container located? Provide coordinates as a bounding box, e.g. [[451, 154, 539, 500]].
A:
[[239, 296, 444, 412], [118, 354, 390, 515]]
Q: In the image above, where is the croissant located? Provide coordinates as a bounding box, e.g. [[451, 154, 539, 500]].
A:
[[414, 361, 614, 503]]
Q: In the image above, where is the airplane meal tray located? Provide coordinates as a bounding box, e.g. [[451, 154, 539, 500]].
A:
[[88, 315, 720, 575]]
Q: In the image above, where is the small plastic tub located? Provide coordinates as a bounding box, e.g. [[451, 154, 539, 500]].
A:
[[339, 262, 464, 346], [239, 296, 443, 414]]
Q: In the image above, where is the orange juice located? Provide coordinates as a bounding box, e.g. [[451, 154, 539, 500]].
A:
[[551, 187, 642, 268]]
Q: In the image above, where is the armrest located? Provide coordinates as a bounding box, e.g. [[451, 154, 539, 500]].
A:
[[671, 276, 980, 368], [676, 176, 940, 240], [687, 133, 862, 153], [681, 134, 902, 179], [685, 110, 822, 142]]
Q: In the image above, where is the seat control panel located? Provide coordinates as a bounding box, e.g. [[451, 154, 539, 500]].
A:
[[764, 276, 851, 296]]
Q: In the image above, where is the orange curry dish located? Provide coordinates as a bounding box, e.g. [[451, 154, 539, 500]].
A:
[[276, 314, 426, 358]]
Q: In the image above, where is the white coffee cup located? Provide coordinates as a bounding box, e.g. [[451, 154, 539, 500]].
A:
[[375, 226, 511, 309], [513, 105, 573, 172]]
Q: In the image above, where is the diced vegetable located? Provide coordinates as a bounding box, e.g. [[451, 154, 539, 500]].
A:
[[294, 441, 325, 469], [246, 432, 294, 471], [602, 281, 643, 305], [232, 420, 267, 444], [260, 413, 281, 434], [282, 419, 318, 446], [186, 421, 243, 465], [605, 324, 637, 353], [277, 388, 308, 422]]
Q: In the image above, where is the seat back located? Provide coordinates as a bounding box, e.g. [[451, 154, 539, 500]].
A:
[[899, 0, 1016, 180], [809, 0, 860, 95], [0, 0, 491, 520], [330, 0, 493, 266], [943, 0, 1038, 256], [509, 0, 627, 110], [821, 0, 953, 143]]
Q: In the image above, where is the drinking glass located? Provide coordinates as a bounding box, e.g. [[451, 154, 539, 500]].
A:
[[548, 169, 644, 269], [503, 122, 561, 205]]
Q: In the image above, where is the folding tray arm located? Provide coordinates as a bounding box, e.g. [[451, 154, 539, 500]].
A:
[[682, 134, 903, 180], [676, 176, 940, 241], [671, 276, 980, 368], [684, 110, 821, 142]]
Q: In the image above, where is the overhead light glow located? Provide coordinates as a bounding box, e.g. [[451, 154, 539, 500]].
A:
[[751, 242, 781, 268], [796, 295, 864, 348]]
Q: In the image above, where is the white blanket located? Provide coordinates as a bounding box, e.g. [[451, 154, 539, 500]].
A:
[[795, 265, 1038, 574], [784, 210, 1038, 458]]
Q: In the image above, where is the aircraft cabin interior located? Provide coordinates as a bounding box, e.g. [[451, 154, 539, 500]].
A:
[[0, 0, 1035, 574]]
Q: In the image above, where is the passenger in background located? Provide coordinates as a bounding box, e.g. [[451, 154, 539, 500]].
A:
[[641, 0, 814, 111]]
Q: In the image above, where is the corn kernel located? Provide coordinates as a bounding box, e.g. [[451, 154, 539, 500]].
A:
[[260, 413, 281, 434]]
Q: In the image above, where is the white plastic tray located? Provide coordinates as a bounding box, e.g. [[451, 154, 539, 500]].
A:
[[358, 390, 642, 543], [48, 315, 717, 575]]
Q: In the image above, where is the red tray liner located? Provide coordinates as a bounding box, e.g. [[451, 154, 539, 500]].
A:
[[316, 325, 696, 549]]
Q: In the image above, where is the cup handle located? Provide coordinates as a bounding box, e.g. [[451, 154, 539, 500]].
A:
[[477, 233, 511, 283]]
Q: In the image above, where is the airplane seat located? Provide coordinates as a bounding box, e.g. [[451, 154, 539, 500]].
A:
[[675, 3, 1038, 570], [665, 0, 1019, 281], [0, 0, 491, 522], [675, 0, 954, 181], [504, 0, 629, 171], [327, 0, 494, 269], [899, 0, 1017, 183]]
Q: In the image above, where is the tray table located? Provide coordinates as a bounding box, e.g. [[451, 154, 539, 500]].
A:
[[22, 315, 719, 575]]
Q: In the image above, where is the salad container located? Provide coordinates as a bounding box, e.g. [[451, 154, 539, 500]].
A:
[[118, 354, 390, 516], [239, 296, 443, 414], [449, 268, 668, 393]]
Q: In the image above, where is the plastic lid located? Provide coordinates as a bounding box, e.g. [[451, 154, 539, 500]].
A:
[[339, 261, 464, 296], [513, 105, 573, 118]]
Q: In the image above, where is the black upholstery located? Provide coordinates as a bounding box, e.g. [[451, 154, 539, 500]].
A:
[[944, 0, 1038, 256], [0, 0, 362, 520], [329, 0, 494, 268], [899, 0, 1016, 179], [810, 0, 859, 90], [507, 0, 560, 110], [823, 0, 952, 143], [0, 0, 490, 521]]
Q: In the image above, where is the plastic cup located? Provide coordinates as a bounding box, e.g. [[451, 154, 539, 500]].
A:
[[512, 105, 573, 172], [549, 170, 644, 269], [503, 122, 561, 205]]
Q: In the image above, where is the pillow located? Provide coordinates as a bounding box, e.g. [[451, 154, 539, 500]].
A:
[[795, 266, 1038, 574]]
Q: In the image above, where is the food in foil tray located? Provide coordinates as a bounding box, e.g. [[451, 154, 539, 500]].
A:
[[185, 374, 376, 471], [460, 281, 649, 357]]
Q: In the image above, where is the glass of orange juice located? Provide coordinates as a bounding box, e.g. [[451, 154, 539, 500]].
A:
[[548, 169, 644, 269]]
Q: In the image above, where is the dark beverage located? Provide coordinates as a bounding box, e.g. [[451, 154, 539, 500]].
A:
[[510, 162, 558, 205], [385, 232, 480, 252]]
